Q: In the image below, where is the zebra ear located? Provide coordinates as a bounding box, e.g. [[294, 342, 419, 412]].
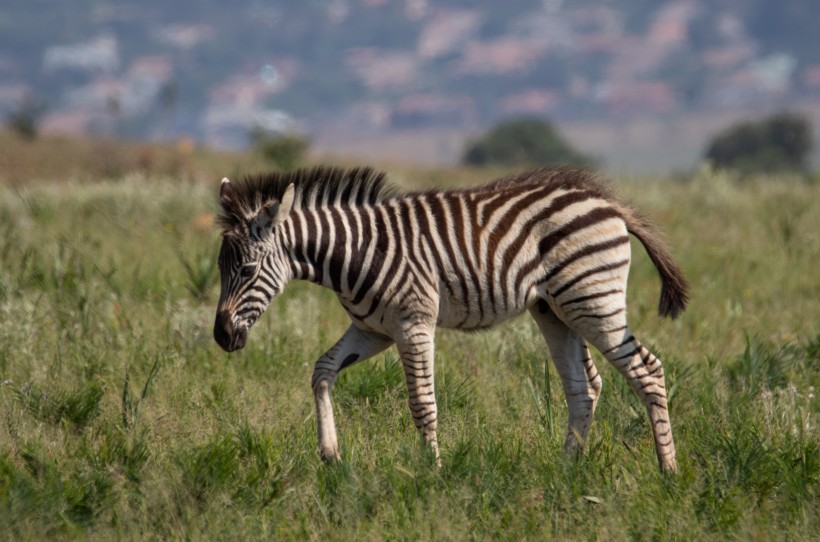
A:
[[219, 178, 238, 212], [257, 183, 295, 233], [277, 183, 295, 225]]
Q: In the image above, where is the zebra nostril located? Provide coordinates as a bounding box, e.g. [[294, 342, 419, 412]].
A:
[[214, 310, 235, 351], [233, 328, 248, 350]]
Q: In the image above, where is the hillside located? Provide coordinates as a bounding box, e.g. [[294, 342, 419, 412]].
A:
[[2, 1, 820, 169]]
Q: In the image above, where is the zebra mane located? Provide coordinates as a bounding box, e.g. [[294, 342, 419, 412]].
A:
[[217, 165, 395, 231]]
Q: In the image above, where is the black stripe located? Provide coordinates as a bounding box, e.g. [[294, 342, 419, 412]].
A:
[[240, 297, 268, 311], [303, 208, 324, 284], [350, 207, 382, 305], [255, 271, 278, 292], [449, 195, 483, 323], [347, 207, 370, 293], [344, 206, 361, 291], [291, 213, 308, 272], [339, 181, 354, 206], [538, 207, 622, 256], [485, 186, 570, 270], [543, 235, 630, 284], [412, 199, 455, 301], [602, 334, 635, 354], [361, 206, 404, 319], [494, 190, 593, 267], [553, 259, 629, 297], [340, 353, 359, 370], [499, 191, 598, 304], [611, 347, 640, 362], [316, 207, 332, 283], [478, 190, 515, 228], [426, 195, 469, 308], [397, 200, 436, 292], [570, 307, 625, 322], [326, 207, 346, 292], [560, 288, 622, 307]]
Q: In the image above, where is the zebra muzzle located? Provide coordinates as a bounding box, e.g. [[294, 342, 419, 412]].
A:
[[214, 310, 247, 352]]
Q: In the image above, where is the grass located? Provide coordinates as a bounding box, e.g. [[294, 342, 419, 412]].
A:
[[0, 155, 818, 540]]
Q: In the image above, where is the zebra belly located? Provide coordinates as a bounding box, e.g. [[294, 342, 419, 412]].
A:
[[434, 279, 538, 331]]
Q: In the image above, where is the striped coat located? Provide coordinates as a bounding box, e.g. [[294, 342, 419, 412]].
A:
[[214, 166, 688, 471]]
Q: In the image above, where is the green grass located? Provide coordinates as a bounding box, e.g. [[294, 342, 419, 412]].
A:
[[0, 168, 818, 540]]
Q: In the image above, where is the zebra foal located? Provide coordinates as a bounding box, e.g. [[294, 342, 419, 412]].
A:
[[213, 166, 688, 472]]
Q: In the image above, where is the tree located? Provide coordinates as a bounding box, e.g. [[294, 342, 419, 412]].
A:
[[462, 117, 593, 168], [6, 94, 47, 140], [251, 128, 310, 171], [704, 112, 813, 174]]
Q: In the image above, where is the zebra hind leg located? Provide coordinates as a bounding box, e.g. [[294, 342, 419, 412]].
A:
[[598, 329, 677, 472], [528, 300, 602, 456], [562, 294, 678, 472]]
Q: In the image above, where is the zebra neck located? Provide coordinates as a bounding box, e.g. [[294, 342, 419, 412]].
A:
[[284, 207, 370, 298]]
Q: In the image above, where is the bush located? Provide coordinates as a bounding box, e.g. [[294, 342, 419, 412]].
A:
[[251, 128, 310, 171], [462, 117, 593, 168], [5, 94, 47, 141], [704, 112, 813, 174]]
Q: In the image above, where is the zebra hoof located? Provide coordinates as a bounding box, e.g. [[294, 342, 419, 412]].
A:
[[658, 454, 678, 473], [661, 460, 678, 474], [320, 447, 341, 464]]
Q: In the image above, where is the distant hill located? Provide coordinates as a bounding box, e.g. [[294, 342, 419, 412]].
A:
[[2, 0, 820, 167]]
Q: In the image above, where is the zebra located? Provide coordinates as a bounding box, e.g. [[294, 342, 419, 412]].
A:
[[213, 166, 688, 472]]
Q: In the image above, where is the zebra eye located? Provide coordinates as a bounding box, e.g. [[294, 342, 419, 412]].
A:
[[239, 265, 256, 278]]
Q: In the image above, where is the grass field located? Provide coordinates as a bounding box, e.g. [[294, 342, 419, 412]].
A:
[[0, 151, 818, 540]]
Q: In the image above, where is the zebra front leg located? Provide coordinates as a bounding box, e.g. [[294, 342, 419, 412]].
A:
[[396, 325, 440, 463], [311, 325, 393, 462]]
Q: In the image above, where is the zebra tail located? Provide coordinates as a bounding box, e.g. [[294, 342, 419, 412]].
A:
[[617, 203, 689, 319]]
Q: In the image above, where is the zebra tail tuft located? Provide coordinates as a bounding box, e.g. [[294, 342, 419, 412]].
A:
[[617, 203, 689, 319]]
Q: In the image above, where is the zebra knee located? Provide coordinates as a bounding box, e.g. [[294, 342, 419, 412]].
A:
[[311, 370, 337, 394], [603, 341, 670, 402], [629, 344, 666, 384], [589, 372, 602, 400], [572, 357, 602, 407], [583, 357, 603, 397]]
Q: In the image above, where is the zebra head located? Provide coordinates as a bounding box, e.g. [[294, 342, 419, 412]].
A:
[[213, 178, 295, 352]]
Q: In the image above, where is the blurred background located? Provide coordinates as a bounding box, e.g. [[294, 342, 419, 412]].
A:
[[2, 0, 820, 177]]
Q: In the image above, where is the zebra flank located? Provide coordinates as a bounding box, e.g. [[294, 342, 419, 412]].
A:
[[214, 166, 688, 471]]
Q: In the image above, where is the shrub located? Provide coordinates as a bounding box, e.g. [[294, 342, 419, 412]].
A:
[[704, 112, 813, 174], [462, 117, 593, 168], [251, 128, 310, 171], [5, 94, 47, 141]]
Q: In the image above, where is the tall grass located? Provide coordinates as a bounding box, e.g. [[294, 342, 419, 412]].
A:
[[0, 169, 818, 540]]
